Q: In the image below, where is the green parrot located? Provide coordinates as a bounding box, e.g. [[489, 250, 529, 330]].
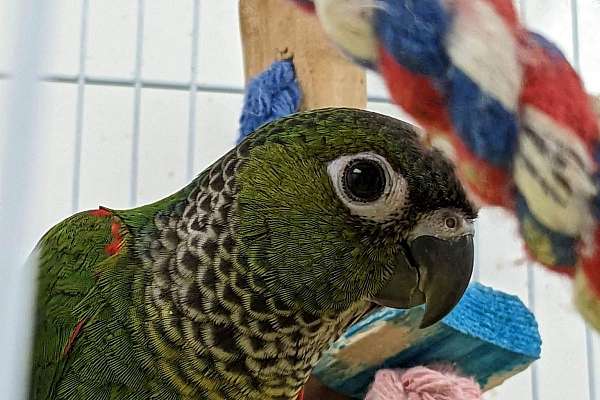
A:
[[29, 108, 476, 400]]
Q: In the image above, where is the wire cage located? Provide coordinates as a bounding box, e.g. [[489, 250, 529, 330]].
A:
[[1, 1, 599, 399]]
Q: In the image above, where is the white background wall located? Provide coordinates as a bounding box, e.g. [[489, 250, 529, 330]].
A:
[[1, 1, 599, 399]]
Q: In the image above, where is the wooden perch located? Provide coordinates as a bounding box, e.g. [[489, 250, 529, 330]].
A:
[[239, 0, 366, 111]]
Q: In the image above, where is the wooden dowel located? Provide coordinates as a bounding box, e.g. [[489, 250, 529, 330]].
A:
[[239, 0, 366, 111]]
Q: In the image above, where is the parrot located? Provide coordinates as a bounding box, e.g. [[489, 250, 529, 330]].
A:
[[29, 108, 477, 400]]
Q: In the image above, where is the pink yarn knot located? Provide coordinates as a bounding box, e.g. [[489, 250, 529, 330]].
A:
[[364, 365, 482, 400]]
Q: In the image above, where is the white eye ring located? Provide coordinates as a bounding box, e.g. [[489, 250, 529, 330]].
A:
[[327, 152, 408, 222]]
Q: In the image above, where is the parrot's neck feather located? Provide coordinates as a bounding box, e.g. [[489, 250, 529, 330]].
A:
[[125, 147, 367, 400]]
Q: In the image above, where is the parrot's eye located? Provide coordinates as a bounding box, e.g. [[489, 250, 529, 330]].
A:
[[342, 159, 386, 202], [327, 152, 408, 222]]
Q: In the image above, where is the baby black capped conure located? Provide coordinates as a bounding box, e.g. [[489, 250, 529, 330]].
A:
[[29, 108, 476, 400]]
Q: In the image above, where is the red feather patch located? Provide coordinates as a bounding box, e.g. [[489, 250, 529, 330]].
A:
[[105, 220, 124, 256], [89, 208, 124, 255], [62, 319, 87, 358], [88, 208, 112, 218]]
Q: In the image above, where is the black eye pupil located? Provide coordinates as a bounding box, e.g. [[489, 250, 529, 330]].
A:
[[343, 159, 386, 202]]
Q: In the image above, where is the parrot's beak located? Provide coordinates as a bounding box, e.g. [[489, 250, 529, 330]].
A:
[[410, 234, 474, 328], [371, 234, 474, 328]]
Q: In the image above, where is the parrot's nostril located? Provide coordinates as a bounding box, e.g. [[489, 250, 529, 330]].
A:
[[445, 217, 457, 229]]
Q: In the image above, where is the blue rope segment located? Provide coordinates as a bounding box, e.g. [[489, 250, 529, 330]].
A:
[[447, 66, 519, 166], [374, 0, 451, 77], [238, 60, 302, 143]]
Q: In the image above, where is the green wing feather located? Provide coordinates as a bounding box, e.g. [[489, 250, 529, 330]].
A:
[[30, 182, 193, 400], [29, 210, 147, 400]]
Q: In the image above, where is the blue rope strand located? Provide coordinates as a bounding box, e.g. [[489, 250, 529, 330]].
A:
[[238, 59, 302, 143]]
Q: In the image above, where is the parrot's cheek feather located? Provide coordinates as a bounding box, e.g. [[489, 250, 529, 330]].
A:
[[370, 248, 425, 310]]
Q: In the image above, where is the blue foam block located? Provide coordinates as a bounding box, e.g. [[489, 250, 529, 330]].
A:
[[313, 283, 541, 399]]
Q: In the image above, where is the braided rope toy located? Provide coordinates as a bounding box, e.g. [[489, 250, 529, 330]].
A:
[[289, 0, 600, 330]]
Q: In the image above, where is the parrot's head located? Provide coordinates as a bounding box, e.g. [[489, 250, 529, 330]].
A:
[[236, 108, 477, 327]]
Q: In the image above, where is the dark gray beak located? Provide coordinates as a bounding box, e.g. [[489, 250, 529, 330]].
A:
[[372, 234, 474, 328]]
